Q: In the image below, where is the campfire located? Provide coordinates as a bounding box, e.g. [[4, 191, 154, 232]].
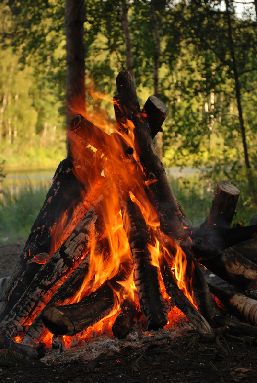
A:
[[1, 70, 257, 360]]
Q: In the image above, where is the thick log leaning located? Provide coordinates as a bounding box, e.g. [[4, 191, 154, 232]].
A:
[[160, 258, 213, 336], [203, 181, 240, 228], [206, 273, 257, 326], [124, 197, 167, 330], [42, 281, 115, 336], [0, 209, 98, 337], [116, 70, 188, 240]]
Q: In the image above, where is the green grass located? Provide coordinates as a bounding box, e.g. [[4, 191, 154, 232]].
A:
[[0, 173, 256, 244], [0, 184, 48, 243]]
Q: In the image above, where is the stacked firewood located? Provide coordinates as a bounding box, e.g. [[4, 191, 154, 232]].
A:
[[0, 70, 257, 361]]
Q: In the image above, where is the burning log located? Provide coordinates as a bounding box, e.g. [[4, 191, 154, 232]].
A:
[[124, 197, 167, 330], [42, 281, 115, 336], [203, 181, 240, 228], [112, 299, 137, 339], [42, 258, 134, 336], [160, 258, 213, 336], [0, 158, 86, 322], [115, 70, 216, 328], [0, 209, 99, 337], [206, 273, 257, 327]]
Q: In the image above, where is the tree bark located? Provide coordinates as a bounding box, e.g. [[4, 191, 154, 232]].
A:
[[65, 0, 85, 125], [150, 0, 163, 159], [120, 0, 134, 75]]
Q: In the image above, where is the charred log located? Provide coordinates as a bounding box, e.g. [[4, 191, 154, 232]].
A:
[[206, 272, 257, 326], [161, 258, 213, 336], [42, 281, 115, 336], [124, 197, 167, 330], [112, 299, 137, 339], [0, 209, 99, 337]]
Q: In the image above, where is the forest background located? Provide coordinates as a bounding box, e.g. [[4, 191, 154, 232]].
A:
[[0, 0, 256, 241]]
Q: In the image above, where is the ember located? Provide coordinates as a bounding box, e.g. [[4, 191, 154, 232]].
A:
[[1, 71, 257, 360]]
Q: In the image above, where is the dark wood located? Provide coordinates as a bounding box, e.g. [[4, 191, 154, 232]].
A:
[[124, 197, 167, 330], [112, 299, 137, 339], [199, 246, 257, 294], [143, 96, 167, 138], [160, 258, 213, 336], [204, 181, 240, 228], [227, 237, 257, 265], [0, 332, 45, 360], [42, 282, 115, 336], [206, 272, 257, 326], [0, 209, 99, 337]]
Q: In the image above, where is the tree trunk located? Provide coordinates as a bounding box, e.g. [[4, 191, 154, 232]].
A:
[[224, 0, 250, 169], [120, 0, 134, 75], [150, 1, 163, 160], [65, 0, 85, 125]]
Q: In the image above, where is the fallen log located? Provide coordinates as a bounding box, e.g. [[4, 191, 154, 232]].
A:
[[198, 245, 257, 297], [124, 197, 167, 330], [160, 258, 213, 336], [206, 272, 257, 326]]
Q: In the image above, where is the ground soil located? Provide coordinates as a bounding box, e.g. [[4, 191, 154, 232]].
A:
[[1, 245, 257, 383]]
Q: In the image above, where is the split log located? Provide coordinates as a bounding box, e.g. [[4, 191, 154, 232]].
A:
[[112, 299, 137, 339], [206, 272, 257, 326], [124, 197, 167, 330], [160, 258, 213, 336], [203, 181, 240, 228], [0, 208, 99, 337]]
